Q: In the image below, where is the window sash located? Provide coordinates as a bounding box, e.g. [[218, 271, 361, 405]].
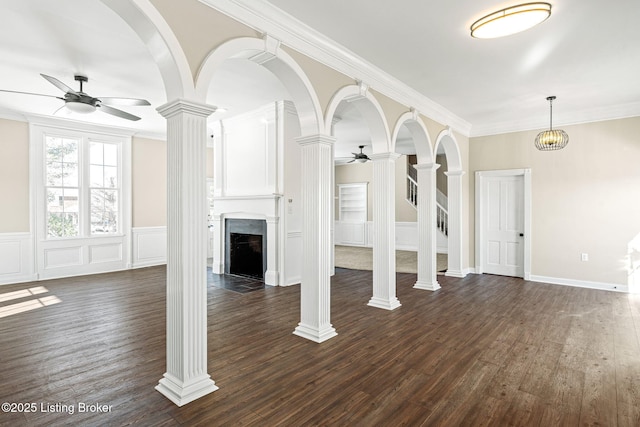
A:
[[43, 134, 122, 239]]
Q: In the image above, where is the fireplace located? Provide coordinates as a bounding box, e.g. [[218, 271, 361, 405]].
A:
[[225, 219, 267, 280]]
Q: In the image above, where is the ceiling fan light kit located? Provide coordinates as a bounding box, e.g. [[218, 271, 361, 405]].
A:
[[350, 145, 371, 163], [535, 96, 569, 151], [0, 73, 150, 121], [470, 2, 551, 38]]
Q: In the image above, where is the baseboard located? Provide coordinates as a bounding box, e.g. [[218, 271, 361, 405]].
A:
[[528, 275, 627, 293]]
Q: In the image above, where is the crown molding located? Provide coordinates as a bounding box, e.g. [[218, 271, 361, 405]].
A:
[[471, 101, 640, 137], [199, 0, 471, 137]]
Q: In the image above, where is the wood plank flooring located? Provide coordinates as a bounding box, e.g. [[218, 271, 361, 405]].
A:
[[0, 267, 639, 426]]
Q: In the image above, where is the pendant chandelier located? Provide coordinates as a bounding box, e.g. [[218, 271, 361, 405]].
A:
[[535, 96, 569, 151]]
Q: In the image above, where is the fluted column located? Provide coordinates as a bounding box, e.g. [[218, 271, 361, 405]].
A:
[[414, 163, 441, 291], [293, 134, 337, 343], [445, 170, 465, 278], [369, 152, 401, 310], [155, 99, 218, 406]]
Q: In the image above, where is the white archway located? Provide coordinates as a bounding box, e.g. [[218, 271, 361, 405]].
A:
[[434, 128, 465, 278], [325, 83, 390, 154], [327, 84, 400, 310], [197, 35, 337, 344], [392, 112, 440, 291], [101, 0, 194, 99], [196, 35, 324, 135]]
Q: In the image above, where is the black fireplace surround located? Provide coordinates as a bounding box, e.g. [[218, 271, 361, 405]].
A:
[[224, 219, 267, 280]]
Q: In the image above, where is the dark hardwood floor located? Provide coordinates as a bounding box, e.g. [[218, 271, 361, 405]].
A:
[[0, 266, 639, 426]]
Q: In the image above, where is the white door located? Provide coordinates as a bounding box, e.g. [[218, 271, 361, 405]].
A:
[[482, 175, 524, 277]]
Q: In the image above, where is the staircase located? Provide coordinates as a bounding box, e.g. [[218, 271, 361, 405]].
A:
[[406, 162, 448, 237]]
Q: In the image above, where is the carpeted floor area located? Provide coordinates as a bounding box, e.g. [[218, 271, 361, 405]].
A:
[[334, 245, 448, 274]]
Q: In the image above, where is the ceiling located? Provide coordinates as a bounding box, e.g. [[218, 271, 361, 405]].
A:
[[1, 0, 639, 155]]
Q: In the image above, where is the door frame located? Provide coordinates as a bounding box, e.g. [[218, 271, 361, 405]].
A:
[[475, 168, 531, 279]]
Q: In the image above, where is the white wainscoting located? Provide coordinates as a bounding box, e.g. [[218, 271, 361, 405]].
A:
[[132, 227, 167, 268], [0, 233, 36, 285], [335, 221, 448, 253], [285, 231, 302, 286]]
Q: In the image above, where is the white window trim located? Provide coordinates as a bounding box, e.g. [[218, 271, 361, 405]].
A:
[[29, 118, 133, 280]]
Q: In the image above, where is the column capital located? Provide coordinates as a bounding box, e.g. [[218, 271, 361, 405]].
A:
[[295, 134, 335, 147], [414, 162, 440, 171], [445, 170, 465, 177], [370, 152, 401, 162], [157, 99, 217, 119]]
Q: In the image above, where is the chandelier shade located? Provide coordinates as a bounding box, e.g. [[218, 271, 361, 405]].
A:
[[470, 3, 552, 39], [535, 96, 568, 151]]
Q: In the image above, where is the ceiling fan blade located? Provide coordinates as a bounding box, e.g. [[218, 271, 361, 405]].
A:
[[41, 74, 76, 94], [98, 104, 141, 121], [98, 97, 151, 106], [0, 88, 63, 100]]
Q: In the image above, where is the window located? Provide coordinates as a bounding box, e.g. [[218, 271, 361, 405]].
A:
[[39, 128, 126, 239], [89, 142, 119, 235], [45, 136, 80, 237], [31, 121, 131, 280]]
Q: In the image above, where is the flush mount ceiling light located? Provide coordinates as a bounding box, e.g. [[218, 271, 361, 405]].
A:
[[470, 2, 552, 38], [535, 96, 569, 151]]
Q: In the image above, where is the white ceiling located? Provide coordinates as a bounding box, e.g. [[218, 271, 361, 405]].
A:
[[1, 0, 639, 150], [266, 0, 640, 136]]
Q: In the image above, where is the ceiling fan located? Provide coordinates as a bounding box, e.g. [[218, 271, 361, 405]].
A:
[[346, 145, 371, 163], [0, 73, 150, 121]]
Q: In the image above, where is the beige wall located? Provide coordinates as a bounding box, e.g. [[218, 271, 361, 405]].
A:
[[436, 154, 448, 195], [150, 0, 259, 80], [132, 137, 167, 228], [469, 116, 640, 286], [335, 155, 417, 222], [0, 118, 29, 232]]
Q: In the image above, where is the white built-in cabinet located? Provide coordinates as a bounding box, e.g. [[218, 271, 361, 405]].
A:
[[338, 183, 367, 221], [336, 183, 368, 246]]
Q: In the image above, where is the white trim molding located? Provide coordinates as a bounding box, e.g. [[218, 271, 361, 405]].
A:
[[0, 233, 36, 285], [132, 227, 167, 268], [529, 275, 628, 293], [200, 0, 471, 137]]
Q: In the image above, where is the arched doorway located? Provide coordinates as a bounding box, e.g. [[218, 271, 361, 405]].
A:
[[392, 111, 440, 291], [196, 35, 335, 344], [326, 83, 401, 310], [434, 129, 465, 277]]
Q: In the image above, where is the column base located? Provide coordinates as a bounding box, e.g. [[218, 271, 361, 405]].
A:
[[156, 373, 218, 407], [211, 262, 224, 275], [265, 270, 278, 286], [445, 270, 466, 278], [293, 323, 337, 343], [414, 280, 441, 291], [367, 297, 401, 311]]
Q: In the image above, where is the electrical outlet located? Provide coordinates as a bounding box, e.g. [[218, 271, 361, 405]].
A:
[[581, 253, 589, 261]]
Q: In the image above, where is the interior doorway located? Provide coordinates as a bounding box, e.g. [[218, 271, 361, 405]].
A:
[[475, 169, 531, 279]]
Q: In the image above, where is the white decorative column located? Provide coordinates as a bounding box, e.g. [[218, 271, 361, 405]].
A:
[[265, 216, 279, 286], [445, 170, 465, 278], [155, 99, 218, 406], [293, 134, 337, 343], [414, 163, 441, 291], [369, 152, 401, 310]]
